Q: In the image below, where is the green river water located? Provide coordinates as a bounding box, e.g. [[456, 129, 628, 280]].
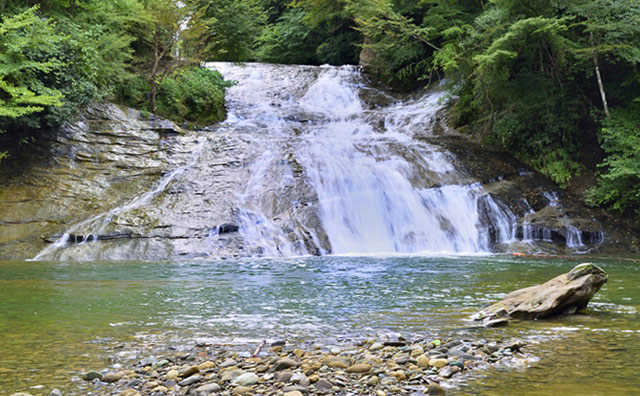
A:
[[0, 255, 638, 395]]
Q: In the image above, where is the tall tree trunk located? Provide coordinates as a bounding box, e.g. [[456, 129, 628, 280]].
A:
[[150, 32, 160, 113], [590, 30, 610, 118]]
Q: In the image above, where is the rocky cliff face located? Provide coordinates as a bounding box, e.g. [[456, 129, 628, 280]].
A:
[[0, 64, 626, 261]]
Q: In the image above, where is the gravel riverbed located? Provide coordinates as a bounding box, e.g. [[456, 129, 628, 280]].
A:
[[17, 334, 533, 396]]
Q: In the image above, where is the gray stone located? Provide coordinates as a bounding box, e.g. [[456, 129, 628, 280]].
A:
[[48, 390, 62, 396], [195, 382, 222, 394], [178, 374, 202, 386], [277, 371, 293, 383], [283, 385, 307, 393], [273, 358, 298, 371], [315, 378, 333, 390], [232, 373, 259, 386], [220, 358, 238, 368], [438, 365, 460, 379], [139, 357, 159, 367], [181, 365, 200, 378], [473, 263, 608, 323]]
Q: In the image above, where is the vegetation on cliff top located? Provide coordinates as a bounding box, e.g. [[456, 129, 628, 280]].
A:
[[0, 0, 232, 158]]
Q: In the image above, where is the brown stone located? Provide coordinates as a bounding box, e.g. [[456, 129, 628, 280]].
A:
[[321, 356, 351, 369], [180, 365, 200, 378], [101, 372, 123, 383], [346, 363, 371, 373]]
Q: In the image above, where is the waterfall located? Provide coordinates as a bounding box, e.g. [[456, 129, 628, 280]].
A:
[[31, 63, 602, 260], [212, 63, 518, 255]]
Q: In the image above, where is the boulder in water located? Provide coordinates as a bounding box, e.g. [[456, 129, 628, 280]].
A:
[[473, 263, 608, 326]]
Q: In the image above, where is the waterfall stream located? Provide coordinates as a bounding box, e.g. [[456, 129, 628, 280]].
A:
[[212, 63, 516, 255], [30, 63, 603, 260]]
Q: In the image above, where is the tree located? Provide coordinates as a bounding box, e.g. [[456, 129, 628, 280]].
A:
[[0, 7, 64, 121], [138, 0, 208, 112], [198, 0, 267, 61]]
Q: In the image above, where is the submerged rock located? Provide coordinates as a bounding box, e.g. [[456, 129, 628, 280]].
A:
[[474, 263, 608, 325]]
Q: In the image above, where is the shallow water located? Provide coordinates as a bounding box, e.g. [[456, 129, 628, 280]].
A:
[[0, 256, 638, 395]]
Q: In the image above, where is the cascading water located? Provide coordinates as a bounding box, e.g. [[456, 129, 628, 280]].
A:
[[212, 63, 518, 255], [31, 63, 603, 260]]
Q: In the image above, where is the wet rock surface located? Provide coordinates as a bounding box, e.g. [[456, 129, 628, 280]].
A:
[[69, 336, 532, 396], [473, 263, 608, 325]]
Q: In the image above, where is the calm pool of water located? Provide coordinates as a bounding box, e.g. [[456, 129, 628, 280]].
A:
[[0, 255, 638, 395]]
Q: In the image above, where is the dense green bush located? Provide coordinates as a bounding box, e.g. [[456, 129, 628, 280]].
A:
[[116, 67, 232, 125], [586, 105, 640, 217], [158, 68, 233, 125]]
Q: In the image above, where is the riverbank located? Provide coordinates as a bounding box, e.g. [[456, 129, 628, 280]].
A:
[[67, 336, 531, 396]]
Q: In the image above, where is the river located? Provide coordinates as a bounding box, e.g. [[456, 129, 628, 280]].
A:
[[0, 255, 638, 394]]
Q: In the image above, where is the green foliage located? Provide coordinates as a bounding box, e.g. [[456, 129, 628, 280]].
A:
[[264, 0, 360, 65], [157, 67, 232, 124], [257, 9, 319, 64], [586, 105, 640, 217], [471, 16, 585, 186], [199, 0, 267, 61], [349, 0, 481, 88], [0, 7, 64, 120], [116, 67, 232, 125]]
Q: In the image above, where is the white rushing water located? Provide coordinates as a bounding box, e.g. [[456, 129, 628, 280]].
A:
[[213, 63, 519, 255]]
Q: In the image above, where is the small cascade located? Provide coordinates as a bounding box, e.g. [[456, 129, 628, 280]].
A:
[[32, 139, 207, 260]]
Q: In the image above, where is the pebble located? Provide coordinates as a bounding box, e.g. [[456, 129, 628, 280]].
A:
[[118, 391, 141, 396], [165, 369, 179, 381], [277, 371, 293, 382], [321, 356, 351, 369], [220, 358, 237, 368], [196, 382, 222, 393], [181, 365, 200, 377], [283, 385, 308, 393], [198, 361, 216, 370], [417, 354, 430, 368], [178, 374, 202, 386], [232, 372, 259, 386], [427, 383, 445, 395], [273, 357, 298, 370], [429, 358, 449, 369], [83, 335, 529, 396], [101, 372, 123, 383], [438, 365, 460, 378], [390, 370, 407, 381], [232, 386, 253, 395], [48, 390, 62, 396], [346, 363, 371, 373], [81, 371, 102, 381], [315, 378, 333, 390], [369, 343, 384, 351]]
